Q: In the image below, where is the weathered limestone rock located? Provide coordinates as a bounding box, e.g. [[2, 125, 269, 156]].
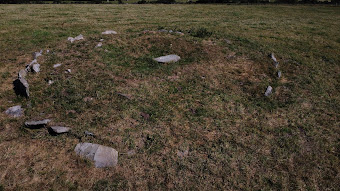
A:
[[13, 78, 29, 98], [175, 31, 184, 35], [102, 30, 117, 35], [159, 29, 168, 33], [5, 105, 23, 117], [49, 126, 70, 134], [264, 86, 273, 97], [32, 64, 40, 73], [270, 53, 277, 63], [153, 54, 181, 63], [25, 119, 51, 129], [65, 69, 71, 73], [48, 80, 54, 85], [75, 142, 118, 168], [18, 69, 27, 79]]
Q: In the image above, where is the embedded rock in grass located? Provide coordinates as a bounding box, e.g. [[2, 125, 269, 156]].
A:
[[159, 29, 168, 33], [32, 64, 40, 73], [95, 42, 102, 48], [84, 131, 95, 136], [127, 150, 136, 156], [13, 78, 29, 98], [25, 119, 51, 129], [53, 64, 62, 68], [153, 54, 180, 63], [175, 31, 184, 35], [68, 34, 84, 43], [270, 53, 277, 63], [75, 143, 118, 168], [264, 86, 273, 97], [49, 126, 70, 134], [18, 69, 27, 79], [5, 105, 23, 117], [65, 69, 71, 73], [48, 80, 54, 85], [102, 30, 117, 35]]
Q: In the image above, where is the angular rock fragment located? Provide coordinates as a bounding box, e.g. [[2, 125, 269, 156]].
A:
[[84, 131, 95, 137], [153, 54, 180, 63], [169, 30, 173, 33], [5, 105, 23, 117], [13, 78, 29, 98], [175, 31, 184, 35], [65, 69, 71, 73], [25, 119, 51, 129], [264, 86, 273, 97], [270, 53, 277, 63], [48, 80, 54, 85], [68, 34, 84, 43], [18, 69, 27, 79], [32, 64, 40, 73], [102, 30, 117, 35], [75, 142, 118, 168], [159, 29, 168, 33], [100, 39, 104, 42], [49, 126, 70, 134]]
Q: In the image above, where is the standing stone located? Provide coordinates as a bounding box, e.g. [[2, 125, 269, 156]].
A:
[[102, 30, 117, 35], [264, 86, 273, 97], [5, 105, 23, 117], [153, 54, 181, 63], [75, 142, 118, 168], [13, 78, 29, 98], [25, 119, 51, 129]]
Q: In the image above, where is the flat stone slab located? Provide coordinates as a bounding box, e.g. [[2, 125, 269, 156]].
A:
[[75, 142, 118, 168], [153, 54, 180, 63], [264, 86, 273, 97], [25, 119, 51, 129], [13, 78, 29, 98], [102, 30, 117, 35], [5, 105, 23, 117], [68, 34, 84, 43], [50, 126, 70, 134], [53, 64, 62, 68]]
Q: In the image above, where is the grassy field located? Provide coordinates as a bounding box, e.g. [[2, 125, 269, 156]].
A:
[[0, 4, 339, 190]]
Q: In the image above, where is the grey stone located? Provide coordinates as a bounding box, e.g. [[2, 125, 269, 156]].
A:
[[67, 37, 75, 43], [177, 149, 189, 158], [13, 78, 29, 98], [84, 131, 95, 136], [270, 53, 277, 63], [102, 30, 117, 35], [50, 126, 70, 134], [5, 105, 23, 117], [66, 69, 71, 73], [32, 64, 40, 73], [169, 30, 173, 33], [68, 34, 84, 43], [95, 42, 102, 48], [264, 86, 273, 97], [53, 64, 62, 68], [153, 54, 181, 63], [75, 142, 118, 168], [25, 119, 51, 129], [18, 69, 27, 79], [159, 29, 168, 33], [274, 62, 279, 68], [175, 31, 184, 35], [278, 71, 282, 78], [48, 80, 54, 85], [100, 39, 104, 42], [33, 50, 43, 59]]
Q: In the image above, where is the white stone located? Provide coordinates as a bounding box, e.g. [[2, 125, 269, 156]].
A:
[[153, 54, 181, 63], [50, 126, 70, 134], [95, 42, 102, 48], [25, 119, 51, 128], [32, 64, 40, 73]]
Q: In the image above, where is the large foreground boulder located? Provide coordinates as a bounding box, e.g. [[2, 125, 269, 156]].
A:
[[153, 54, 181, 63], [75, 142, 118, 168]]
